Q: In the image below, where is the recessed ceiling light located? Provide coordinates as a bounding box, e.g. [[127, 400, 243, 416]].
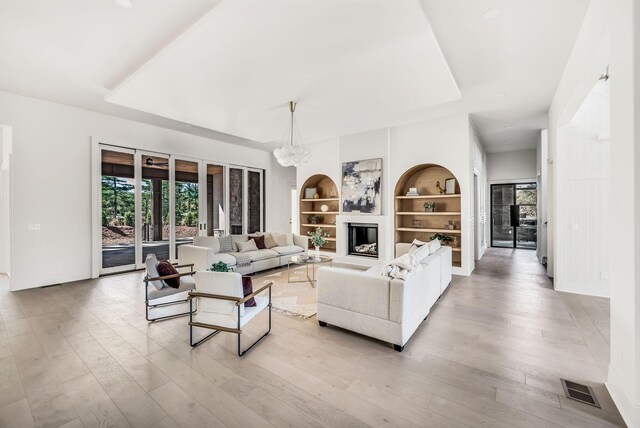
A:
[[482, 8, 501, 20], [114, 0, 133, 9]]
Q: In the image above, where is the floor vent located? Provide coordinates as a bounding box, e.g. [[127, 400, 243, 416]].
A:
[[561, 379, 600, 408]]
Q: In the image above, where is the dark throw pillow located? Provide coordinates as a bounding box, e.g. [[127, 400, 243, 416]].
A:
[[156, 260, 180, 288], [242, 276, 257, 307], [253, 235, 266, 250]]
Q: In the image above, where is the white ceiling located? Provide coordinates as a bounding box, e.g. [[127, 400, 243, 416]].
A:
[[106, 0, 461, 143], [0, 0, 591, 152]]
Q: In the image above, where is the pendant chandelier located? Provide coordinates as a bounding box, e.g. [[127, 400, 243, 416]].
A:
[[273, 101, 310, 167]]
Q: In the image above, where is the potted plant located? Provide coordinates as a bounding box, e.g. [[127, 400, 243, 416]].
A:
[[429, 233, 452, 245], [423, 202, 437, 212], [211, 261, 230, 272], [308, 227, 330, 259]]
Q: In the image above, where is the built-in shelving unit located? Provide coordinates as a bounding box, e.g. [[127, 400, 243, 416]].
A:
[[299, 174, 339, 253], [394, 164, 462, 268]]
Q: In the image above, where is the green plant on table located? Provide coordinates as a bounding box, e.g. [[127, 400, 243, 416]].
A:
[[210, 261, 230, 272], [308, 227, 330, 247]]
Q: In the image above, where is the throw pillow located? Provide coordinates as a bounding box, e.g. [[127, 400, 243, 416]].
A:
[[253, 235, 266, 250], [242, 276, 256, 307], [236, 239, 258, 253], [145, 254, 164, 290], [429, 238, 441, 253], [231, 234, 249, 251], [156, 260, 180, 288], [263, 233, 278, 249], [218, 235, 235, 253], [272, 232, 288, 247], [408, 239, 430, 262]]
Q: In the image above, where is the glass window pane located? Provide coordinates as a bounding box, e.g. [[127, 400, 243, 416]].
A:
[[492, 185, 514, 205], [142, 155, 169, 261], [175, 159, 199, 256], [516, 188, 537, 205], [207, 164, 225, 236], [229, 168, 243, 234], [101, 150, 135, 269], [248, 170, 262, 234]]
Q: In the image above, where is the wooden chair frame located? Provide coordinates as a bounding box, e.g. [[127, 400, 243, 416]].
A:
[[144, 263, 196, 322], [188, 282, 273, 356]]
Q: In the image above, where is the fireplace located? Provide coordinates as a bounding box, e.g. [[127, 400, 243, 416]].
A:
[[348, 223, 379, 258]]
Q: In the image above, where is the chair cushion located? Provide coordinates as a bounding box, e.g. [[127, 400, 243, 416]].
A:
[[147, 275, 195, 300], [218, 235, 235, 253], [156, 260, 180, 288], [211, 253, 237, 266], [237, 239, 258, 253], [145, 254, 164, 290], [272, 245, 304, 256], [235, 249, 279, 262], [193, 296, 269, 329]]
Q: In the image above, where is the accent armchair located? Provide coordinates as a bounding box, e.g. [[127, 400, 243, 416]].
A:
[[144, 254, 196, 322], [188, 271, 273, 356]]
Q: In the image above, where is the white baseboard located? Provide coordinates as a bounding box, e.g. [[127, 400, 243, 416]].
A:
[[606, 366, 640, 427]]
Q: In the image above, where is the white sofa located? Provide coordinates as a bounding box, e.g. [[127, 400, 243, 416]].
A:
[[178, 233, 308, 275], [316, 243, 452, 351]]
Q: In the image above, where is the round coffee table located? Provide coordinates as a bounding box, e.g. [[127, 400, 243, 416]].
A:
[[287, 254, 333, 286]]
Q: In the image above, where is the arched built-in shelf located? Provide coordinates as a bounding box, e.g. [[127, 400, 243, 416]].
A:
[[394, 164, 462, 267], [300, 174, 339, 253]]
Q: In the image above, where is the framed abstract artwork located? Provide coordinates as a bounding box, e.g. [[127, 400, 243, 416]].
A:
[[341, 158, 382, 215]]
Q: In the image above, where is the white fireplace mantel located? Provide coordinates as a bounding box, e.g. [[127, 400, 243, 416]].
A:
[[334, 214, 390, 267]]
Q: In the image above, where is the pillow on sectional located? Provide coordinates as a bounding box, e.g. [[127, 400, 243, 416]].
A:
[[263, 233, 278, 249], [252, 235, 266, 250], [156, 260, 180, 288], [272, 232, 288, 247], [408, 239, 430, 262], [236, 239, 258, 253], [429, 238, 441, 253], [218, 235, 235, 253], [231, 234, 249, 251]]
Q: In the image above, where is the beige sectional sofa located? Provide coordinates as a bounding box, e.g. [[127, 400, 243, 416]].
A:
[[316, 243, 452, 351], [178, 233, 308, 275]]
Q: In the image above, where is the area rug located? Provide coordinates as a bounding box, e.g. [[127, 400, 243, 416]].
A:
[[253, 266, 318, 319]]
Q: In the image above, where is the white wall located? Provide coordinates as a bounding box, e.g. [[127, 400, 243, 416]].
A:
[[297, 113, 483, 276], [0, 126, 11, 275], [486, 149, 537, 182], [0, 90, 295, 291], [555, 81, 610, 297], [547, 0, 639, 424]]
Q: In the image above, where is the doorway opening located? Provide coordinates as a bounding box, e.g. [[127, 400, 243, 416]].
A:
[[491, 183, 537, 249]]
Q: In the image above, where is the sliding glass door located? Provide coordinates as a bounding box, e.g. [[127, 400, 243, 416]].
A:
[[491, 183, 537, 249], [97, 144, 264, 274]]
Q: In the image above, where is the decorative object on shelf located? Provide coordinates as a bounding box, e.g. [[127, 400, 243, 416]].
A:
[[411, 219, 423, 228], [423, 202, 436, 212], [320, 204, 329, 212], [406, 187, 419, 196], [304, 187, 317, 199], [435, 181, 445, 195], [445, 178, 456, 194], [313, 191, 320, 199], [308, 215, 322, 224], [446, 220, 455, 230], [452, 236, 459, 247], [308, 227, 330, 260], [273, 101, 311, 167], [429, 233, 452, 244], [341, 158, 382, 215]]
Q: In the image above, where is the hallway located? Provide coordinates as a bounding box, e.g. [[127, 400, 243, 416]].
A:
[[0, 249, 625, 427]]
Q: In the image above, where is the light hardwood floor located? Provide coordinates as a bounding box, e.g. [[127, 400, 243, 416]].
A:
[[0, 248, 625, 427]]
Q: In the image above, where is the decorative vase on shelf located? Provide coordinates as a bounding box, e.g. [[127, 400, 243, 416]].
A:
[[313, 192, 320, 199]]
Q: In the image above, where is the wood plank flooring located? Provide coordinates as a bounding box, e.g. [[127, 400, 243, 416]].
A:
[[0, 248, 625, 427]]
